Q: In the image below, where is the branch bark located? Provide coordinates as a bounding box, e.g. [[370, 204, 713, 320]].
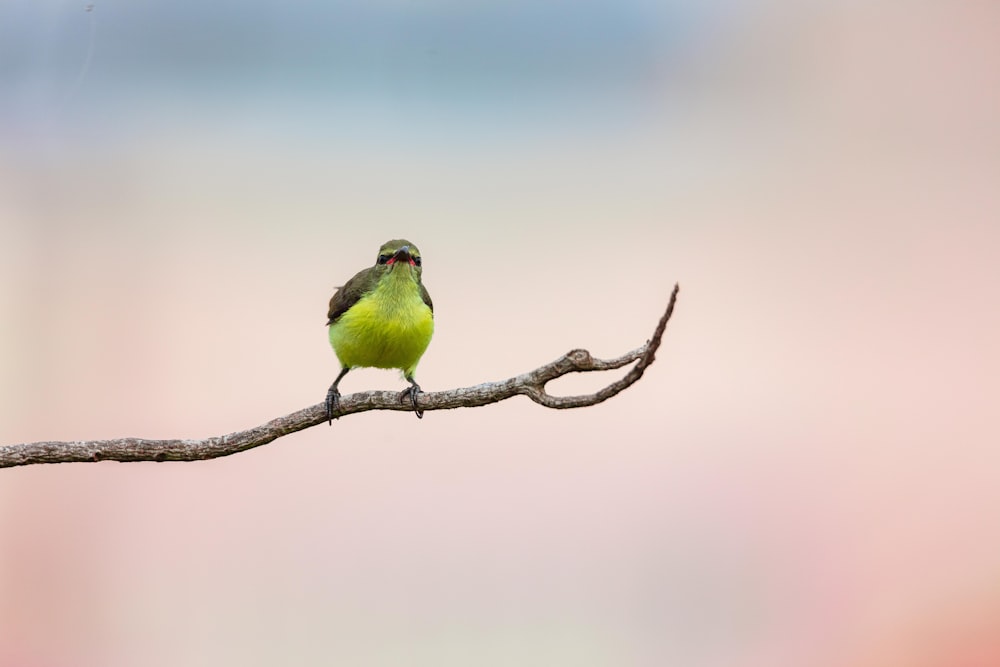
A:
[[1, 284, 679, 469]]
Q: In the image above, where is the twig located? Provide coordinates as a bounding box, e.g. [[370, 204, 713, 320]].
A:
[[0, 285, 679, 468]]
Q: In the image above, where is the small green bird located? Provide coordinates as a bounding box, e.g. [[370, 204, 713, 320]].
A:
[[325, 239, 434, 423]]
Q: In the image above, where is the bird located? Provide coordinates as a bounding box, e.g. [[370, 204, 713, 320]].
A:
[[325, 239, 434, 423]]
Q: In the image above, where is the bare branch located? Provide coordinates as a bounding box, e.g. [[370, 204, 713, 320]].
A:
[[0, 285, 679, 468]]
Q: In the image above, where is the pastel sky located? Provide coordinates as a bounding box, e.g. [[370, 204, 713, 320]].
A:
[[1, 1, 998, 666]]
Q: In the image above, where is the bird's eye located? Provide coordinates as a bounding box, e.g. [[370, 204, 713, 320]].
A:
[[413, 256, 422, 266], [377, 254, 390, 265]]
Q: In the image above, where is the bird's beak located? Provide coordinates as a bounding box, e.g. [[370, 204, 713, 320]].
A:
[[388, 245, 415, 267]]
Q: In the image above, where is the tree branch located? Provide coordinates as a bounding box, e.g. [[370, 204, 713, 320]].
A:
[[1, 284, 679, 468]]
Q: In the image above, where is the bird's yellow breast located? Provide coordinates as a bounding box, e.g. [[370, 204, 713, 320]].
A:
[[328, 270, 433, 376]]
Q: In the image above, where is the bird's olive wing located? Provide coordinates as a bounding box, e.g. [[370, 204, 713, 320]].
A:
[[420, 283, 434, 313], [327, 269, 371, 325]]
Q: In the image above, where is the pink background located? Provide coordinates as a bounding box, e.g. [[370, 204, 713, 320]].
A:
[[2, 2, 999, 666]]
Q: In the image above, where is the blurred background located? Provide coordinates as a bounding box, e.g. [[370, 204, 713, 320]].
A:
[[1, 0, 999, 665]]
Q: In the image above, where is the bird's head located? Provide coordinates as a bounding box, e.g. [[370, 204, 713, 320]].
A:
[[374, 239, 423, 277]]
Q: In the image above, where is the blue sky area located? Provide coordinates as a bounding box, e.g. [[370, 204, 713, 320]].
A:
[[1, 0, 741, 147]]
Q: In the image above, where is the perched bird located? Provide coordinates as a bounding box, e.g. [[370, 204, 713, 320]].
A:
[[325, 239, 434, 423]]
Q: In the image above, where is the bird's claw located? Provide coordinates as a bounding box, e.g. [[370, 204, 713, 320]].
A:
[[325, 388, 341, 425], [399, 383, 424, 419]]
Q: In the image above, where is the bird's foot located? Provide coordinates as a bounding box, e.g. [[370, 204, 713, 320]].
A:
[[326, 368, 351, 425], [399, 383, 424, 419], [325, 387, 341, 425]]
